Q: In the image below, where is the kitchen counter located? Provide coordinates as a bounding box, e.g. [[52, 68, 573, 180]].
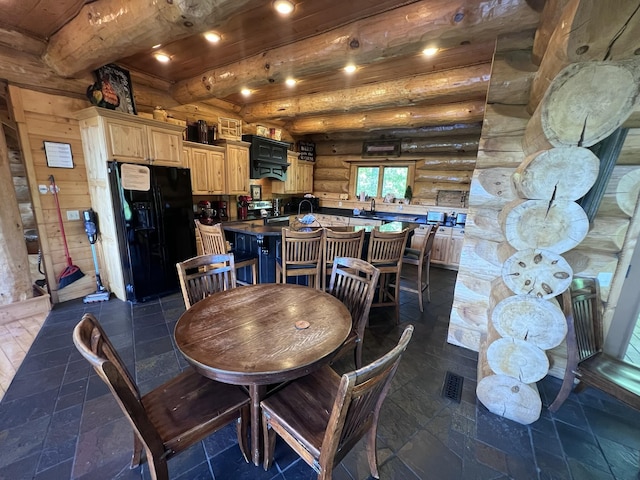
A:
[[222, 221, 417, 283]]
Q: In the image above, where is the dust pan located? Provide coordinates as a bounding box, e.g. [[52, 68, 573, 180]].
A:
[[50, 175, 84, 288]]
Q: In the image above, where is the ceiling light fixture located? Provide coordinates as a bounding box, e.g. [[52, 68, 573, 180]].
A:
[[285, 78, 297, 87], [152, 44, 162, 49], [344, 64, 357, 74], [422, 47, 439, 57], [273, 0, 295, 15], [204, 31, 221, 43], [241, 88, 252, 97], [154, 53, 171, 63]]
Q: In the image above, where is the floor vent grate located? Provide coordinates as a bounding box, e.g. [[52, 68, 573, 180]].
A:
[[442, 371, 464, 403]]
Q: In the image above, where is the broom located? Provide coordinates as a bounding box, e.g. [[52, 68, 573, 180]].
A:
[[50, 175, 85, 288]]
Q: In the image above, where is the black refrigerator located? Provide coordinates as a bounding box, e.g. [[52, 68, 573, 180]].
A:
[[108, 161, 196, 302]]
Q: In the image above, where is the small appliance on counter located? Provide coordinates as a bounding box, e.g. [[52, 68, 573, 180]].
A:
[[455, 213, 467, 226], [197, 200, 217, 225], [426, 211, 446, 225], [217, 200, 229, 221], [247, 200, 273, 217]]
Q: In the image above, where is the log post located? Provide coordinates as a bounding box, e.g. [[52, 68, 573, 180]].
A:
[[0, 125, 32, 304]]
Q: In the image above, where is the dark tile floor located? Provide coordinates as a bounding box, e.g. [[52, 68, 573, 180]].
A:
[[1, 267, 639, 479]]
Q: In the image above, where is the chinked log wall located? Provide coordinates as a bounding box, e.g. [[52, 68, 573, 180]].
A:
[[311, 127, 481, 204], [450, 28, 640, 383]]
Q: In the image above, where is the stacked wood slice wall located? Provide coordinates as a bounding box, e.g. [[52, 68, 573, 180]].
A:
[[450, 29, 640, 424]]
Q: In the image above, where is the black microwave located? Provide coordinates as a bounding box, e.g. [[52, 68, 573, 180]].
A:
[[285, 197, 320, 214]]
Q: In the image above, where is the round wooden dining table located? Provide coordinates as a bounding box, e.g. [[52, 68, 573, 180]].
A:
[[174, 283, 352, 466]]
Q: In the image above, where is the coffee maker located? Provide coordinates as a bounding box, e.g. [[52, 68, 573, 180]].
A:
[[217, 200, 229, 221], [197, 200, 217, 225]]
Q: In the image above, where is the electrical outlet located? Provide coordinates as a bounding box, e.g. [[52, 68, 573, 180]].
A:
[[67, 210, 80, 221], [338, 201, 342, 207]]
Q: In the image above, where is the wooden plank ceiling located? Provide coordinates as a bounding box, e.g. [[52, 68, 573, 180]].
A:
[[0, 0, 544, 138]]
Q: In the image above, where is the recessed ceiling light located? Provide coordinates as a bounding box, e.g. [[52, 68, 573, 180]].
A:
[[344, 64, 357, 74], [285, 78, 297, 87], [422, 47, 439, 57], [154, 53, 171, 63], [273, 0, 294, 15], [241, 88, 252, 97], [204, 31, 221, 43]]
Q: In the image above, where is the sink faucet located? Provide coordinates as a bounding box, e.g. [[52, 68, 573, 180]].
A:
[[298, 199, 314, 216], [370, 198, 376, 214]]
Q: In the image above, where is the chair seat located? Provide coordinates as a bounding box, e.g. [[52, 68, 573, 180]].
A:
[[142, 368, 250, 451], [579, 354, 640, 401], [261, 366, 341, 458]]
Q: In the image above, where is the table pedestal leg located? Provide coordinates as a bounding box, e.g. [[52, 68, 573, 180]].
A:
[[250, 384, 267, 466]]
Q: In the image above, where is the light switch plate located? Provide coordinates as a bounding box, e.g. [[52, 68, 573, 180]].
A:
[[67, 210, 80, 221]]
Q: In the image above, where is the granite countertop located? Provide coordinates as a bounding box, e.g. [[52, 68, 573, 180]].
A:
[[222, 220, 417, 236]]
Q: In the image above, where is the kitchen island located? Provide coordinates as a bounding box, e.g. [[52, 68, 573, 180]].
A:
[[223, 221, 416, 284]]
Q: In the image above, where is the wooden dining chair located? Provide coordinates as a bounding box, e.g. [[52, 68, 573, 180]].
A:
[[321, 229, 365, 291], [366, 228, 410, 323], [549, 277, 640, 412], [195, 220, 258, 285], [327, 256, 380, 369], [398, 224, 438, 312], [176, 253, 236, 309], [276, 227, 324, 289], [260, 325, 414, 479], [73, 313, 250, 480]]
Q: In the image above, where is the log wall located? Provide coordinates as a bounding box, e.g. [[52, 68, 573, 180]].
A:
[[449, 32, 640, 381], [8, 86, 95, 304]]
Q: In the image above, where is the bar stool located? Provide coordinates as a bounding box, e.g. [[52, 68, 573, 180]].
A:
[[399, 224, 438, 312], [276, 228, 324, 289], [321, 228, 365, 291], [195, 221, 258, 285], [366, 228, 409, 324]]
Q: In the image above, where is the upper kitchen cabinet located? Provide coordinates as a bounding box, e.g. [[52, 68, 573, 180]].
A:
[[184, 142, 226, 195], [75, 107, 184, 166], [216, 139, 250, 195], [272, 152, 314, 194]]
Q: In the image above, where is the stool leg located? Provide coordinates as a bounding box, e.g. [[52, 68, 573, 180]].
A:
[[417, 261, 424, 312]]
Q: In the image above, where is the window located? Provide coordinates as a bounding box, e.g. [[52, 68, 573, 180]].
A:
[[352, 163, 413, 199]]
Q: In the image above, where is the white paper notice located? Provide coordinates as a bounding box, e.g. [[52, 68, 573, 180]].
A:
[[44, 142, 74, 168]]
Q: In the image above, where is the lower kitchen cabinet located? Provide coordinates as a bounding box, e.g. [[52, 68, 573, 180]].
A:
[[431, 225, 464, 268]]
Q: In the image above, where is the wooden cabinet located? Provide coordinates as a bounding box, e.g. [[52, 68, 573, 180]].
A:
[[432, 226, 451, 264], [272, 153, 314, 194], [217, 140, 250, 195], [184, 142, 226, 195], [298, 160, 314, 193], [431, 225, 464, 267], [76, 107, 184, 166], [448, 227, 465, 266]]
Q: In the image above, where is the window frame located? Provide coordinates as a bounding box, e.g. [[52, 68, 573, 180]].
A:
[[349, 161, 415, 199]]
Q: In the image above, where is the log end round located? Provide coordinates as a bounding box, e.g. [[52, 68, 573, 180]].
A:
[[542, 63, 639, 149], [486, 337, 550, 383], [476, 374, 542, 425], [514, 148, 600, 201], [502, 248, 573, 299], [492, 294, 567, 349]]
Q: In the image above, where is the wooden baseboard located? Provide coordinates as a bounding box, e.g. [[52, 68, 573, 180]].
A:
[[0, 295, 51, 326]]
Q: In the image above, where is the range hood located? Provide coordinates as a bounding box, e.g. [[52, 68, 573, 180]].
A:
[[242, 135, 291, 181]]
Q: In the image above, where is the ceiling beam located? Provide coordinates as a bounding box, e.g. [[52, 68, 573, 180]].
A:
[[241, 63, 491, 122], [43, 0, 257, 78], [171, 0, 540, 104], [286, 100, 485, 135], [307, 123, 484, 142]]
